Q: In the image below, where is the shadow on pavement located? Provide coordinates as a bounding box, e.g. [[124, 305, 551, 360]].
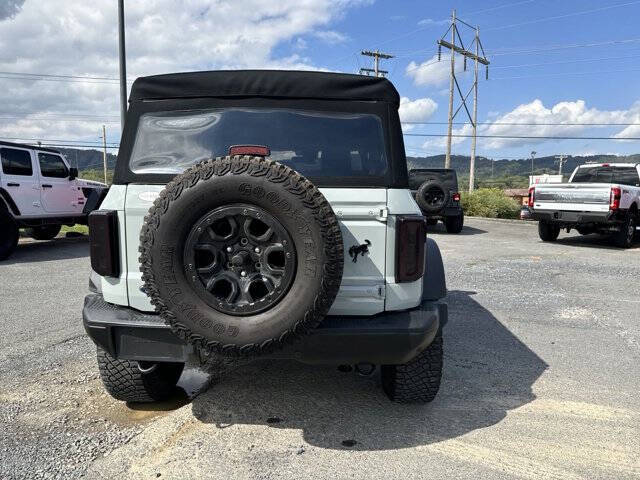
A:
[[427, 224, 487, 236], [555, 233, 638, 251], [2, 238, 89, 264], [190, 290, 547, 451]]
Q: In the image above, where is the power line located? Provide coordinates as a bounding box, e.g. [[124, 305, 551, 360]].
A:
[[488, 37, 640, 56], [492, 66, 640, 80], [485, 0, 640, 31], [493, 52, 640, 69], [403, 133, 640, 140], [0, 136, 118, 145], [464, 0, 537, 16], [403, 122, 640, 126]]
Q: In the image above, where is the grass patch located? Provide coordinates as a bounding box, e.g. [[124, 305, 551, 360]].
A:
[[61, 224, 89, 236], [460, 188, 520, 219]]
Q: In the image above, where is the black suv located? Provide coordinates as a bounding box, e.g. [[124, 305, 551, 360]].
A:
[[410, 168, 464, 233]]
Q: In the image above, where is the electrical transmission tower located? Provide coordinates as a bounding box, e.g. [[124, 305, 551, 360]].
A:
[[555, 154, 569, 176], [359, 50, 394, 77], [437, 9, 489, 192]]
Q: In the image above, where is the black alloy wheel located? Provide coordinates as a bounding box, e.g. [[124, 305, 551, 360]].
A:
[[184, 204, 296, 316]]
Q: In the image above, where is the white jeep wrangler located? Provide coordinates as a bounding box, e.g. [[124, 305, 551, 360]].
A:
[[84, 70, 448, 403], [0, 141, 107, 259]]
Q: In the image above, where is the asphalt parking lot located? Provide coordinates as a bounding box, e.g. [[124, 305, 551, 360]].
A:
[[0, 218, 638, 480]]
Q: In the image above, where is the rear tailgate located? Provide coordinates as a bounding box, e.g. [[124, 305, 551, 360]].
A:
[[533, 183, 611, 212]]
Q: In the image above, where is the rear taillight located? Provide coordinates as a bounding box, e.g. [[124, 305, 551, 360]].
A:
[[88, 210, 120, 277], [610, 187, 621, 210], [452, 192, 461, 202], [528, 186, 535, 208], [395, 215, 427, 283]]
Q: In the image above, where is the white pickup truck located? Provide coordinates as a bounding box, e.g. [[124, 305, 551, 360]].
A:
[[529, 163, 640, 248], [0, 141, 108, 260]]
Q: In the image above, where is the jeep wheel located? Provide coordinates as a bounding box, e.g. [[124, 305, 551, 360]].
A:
[[0, 209, 19, 260], [381, 330, 443, 403], [25, 224, 61, 241], [538, 221, 560, 242], [416, 180, 449, 215], [444, 212, 464, 234], [613, 213, 636, 248], [139, 155, 343, 357], [97, 347, 184, 403]]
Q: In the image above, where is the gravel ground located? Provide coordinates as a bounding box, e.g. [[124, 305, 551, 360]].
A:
[[0, 220, 638, 480]]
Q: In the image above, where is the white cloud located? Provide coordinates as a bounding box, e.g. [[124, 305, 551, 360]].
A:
[[422, 99, 640, 151], [0, 0, 368, 144], [398, 96, 437, 132], [312, 30, 349, 44], [406, 54, 467, 87], [417, 18, 448, 26]]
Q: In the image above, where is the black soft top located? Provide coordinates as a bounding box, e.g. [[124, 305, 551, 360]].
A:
[[129, 70, 400, 106]]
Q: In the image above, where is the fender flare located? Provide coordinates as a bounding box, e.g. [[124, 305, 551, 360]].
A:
[[422, 237, 447, 301], [0, 187, 20, 216]]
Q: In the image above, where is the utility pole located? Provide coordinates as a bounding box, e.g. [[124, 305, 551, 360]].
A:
[[437, 10, 489, 178], [102, 125, 108, 185], [555, 154, 568, 176], [118, 0, 127, 130], [359, 50, 394, 77], [530, 151, 537, 176]]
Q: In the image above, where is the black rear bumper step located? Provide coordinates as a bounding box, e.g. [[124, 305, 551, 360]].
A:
[[83, 294, 445, 365]]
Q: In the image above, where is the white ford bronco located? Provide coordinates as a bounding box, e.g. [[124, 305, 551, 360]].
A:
[[0, 141, 108, 260], [529, 163, 640, 247], [84, 70, 447, 404]]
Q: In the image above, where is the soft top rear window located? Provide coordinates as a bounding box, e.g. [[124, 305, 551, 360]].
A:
[[129, 108, 388, 181], [571, 166, 640, 186]]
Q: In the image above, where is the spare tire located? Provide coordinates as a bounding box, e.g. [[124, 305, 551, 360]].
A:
[[139, 155, 343, 357], [415, 180, 449, 215]]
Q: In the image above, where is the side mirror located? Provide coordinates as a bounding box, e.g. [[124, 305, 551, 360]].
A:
[[69, 167, 78, 180]]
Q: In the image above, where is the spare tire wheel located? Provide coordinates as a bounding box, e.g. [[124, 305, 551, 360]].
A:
[[416, 180, 449, 215], [139, 155, 344, 357]]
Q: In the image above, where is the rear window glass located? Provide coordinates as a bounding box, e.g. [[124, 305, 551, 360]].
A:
[[129, 108, 388, 180], [571, 166, 640, 186], [408, 169, 458, 190], [1, 148, 32, 176]]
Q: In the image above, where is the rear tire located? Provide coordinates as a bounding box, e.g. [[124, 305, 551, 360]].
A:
[[444, 213, 464, 234], [0, 209, 19, 260], [613, 213, 636, 248], [97, 347, 184, 403], [25, 224, 61, 241], [538, 221, 560, 242], [381, 330, 443, 404]]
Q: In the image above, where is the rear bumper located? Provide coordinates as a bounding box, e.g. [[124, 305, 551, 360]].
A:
[[532, 209, 621, 225], [83, 293, 445, 366]]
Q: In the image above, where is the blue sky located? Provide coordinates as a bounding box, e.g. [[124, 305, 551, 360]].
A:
[[2, 0, 640, 160], [281, 0, 640, 159]]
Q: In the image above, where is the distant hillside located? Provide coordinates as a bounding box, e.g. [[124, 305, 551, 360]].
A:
[[57, 148, 117, 171], [408, 153, 640, 188]]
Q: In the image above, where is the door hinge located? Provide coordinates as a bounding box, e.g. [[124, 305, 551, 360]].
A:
[[377, 284, 386, 299], [376, 207, 388, 222]]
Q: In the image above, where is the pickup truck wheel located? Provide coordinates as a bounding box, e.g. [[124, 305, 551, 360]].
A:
[[444, 212, 464, 234], [381, 330, 443, 403], [538, 221, 560, 242], [613, 213, 637, 248], [416, 180, 449, 215], [96, 347, 184, 403], [25, 224, 61, 241], [0, 210, 19, 260], [139, 155, 343, 358]]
